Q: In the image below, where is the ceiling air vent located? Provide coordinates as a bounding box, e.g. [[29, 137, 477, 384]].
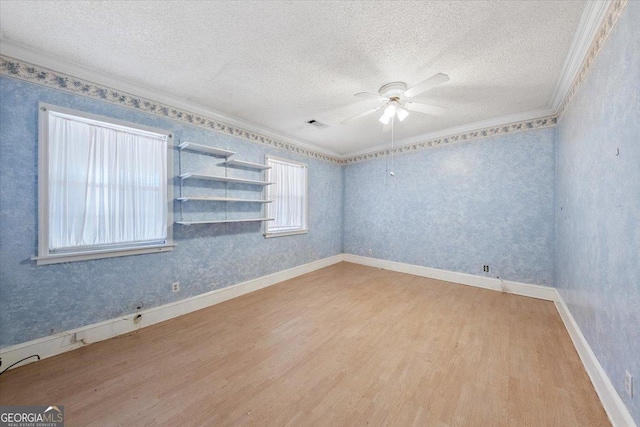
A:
[[306, 119, 328, 129]]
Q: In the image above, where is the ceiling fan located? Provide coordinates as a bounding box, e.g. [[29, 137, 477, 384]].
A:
[[341, 73, 450, 126]]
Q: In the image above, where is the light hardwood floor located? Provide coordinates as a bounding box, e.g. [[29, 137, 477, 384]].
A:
[[0, 262, 609, 426]]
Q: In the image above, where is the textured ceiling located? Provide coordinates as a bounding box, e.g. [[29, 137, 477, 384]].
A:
[[0, 1, 585, 155]]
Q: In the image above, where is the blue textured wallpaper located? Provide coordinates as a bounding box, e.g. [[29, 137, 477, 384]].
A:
[[1, 9, 637, 423], [344, 128, 556, 286], [555, 2, 640, 423], [0, 76, 343, 347]]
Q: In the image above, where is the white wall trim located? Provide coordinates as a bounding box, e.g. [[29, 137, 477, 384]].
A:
[[550, 1, 610, 112], [0, 43, 557, 165], [0, 45, 557, 166], [0, 0, 628, 166], [0, 39, 342, 159], [554, 292, 637, 427], [2, 253, 636, 427], [555, 0, 628, 118], [0, 254, 343, 372], [342, 254, 557, 301], [0, 39, 555, 164]]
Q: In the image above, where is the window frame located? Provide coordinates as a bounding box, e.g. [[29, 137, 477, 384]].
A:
[[264, 155, 309, 239], [33, 103, 174, 266]]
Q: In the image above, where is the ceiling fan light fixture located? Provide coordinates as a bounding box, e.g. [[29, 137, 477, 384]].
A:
[[343, 73, 449, 125], [396, 107, 409, 121], [384, 104, 397, 117]]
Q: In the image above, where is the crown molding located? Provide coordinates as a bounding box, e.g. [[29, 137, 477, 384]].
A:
[[343, 108, 555, 159], [0, 47, 560, 166], [345, 0, 628, 162], [343, 0, 628, 164], [0, 0, 630, 165], [1, 45, 562, 167], [0, 40, 343, 160], [5, 0, 627, 169], [554, 0, 628, 118], [346, 0, 630, 162], [550, 1, 610, 113]]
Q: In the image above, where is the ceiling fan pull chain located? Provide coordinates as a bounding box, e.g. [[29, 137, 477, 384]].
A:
[[385, 145, 389, 186], [390, 116, 395, 177]]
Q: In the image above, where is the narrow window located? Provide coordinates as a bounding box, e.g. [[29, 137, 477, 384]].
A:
[[265, 156, 308, 237]]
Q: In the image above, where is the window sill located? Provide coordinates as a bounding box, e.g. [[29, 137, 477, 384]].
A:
[[32, 243, 175, 266], [264, 230, 308, 239]]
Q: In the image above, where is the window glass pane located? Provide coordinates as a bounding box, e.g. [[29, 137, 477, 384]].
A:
[[48, 112, 168, 251], [266, 158, 307, 233]]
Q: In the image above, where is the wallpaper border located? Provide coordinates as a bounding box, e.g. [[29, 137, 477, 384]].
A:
[[0, 55, 344, 165], [0, 0, 627, 168], [343, 115, 557, 164], [557, 0, 628, 118], [0, 55, 560, 166]]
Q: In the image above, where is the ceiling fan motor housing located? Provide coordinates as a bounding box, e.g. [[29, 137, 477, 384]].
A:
[[378, 82, 407, 98], [341, 74, 448, 125]]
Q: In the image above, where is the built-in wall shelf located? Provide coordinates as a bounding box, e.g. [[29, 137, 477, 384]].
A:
[[177, 140, 270, 226], [176, 218, 273, 225], [224, 159, 271, 170], [178, 142, 235, 158], [180, 173, 273, 186], [178, 196, 272, 203]]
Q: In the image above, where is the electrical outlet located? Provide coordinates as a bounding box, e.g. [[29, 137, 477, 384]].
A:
[[483, 265, 490, 272], [172, 282, 180, 293], [625, 370, 633, 398], [367, 249, 373, 256]]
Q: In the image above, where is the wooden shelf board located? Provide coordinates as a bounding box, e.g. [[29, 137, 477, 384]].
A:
[[180, 173, 273, 186], [177, 197, 272, 203], [178, 142, 235, 157], [224, 159, 271, 170], [176, 218, 274, 225]]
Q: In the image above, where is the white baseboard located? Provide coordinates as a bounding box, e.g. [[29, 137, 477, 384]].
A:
[[0, 254, 343, 372], [2, 253, 636, 427], [342, 254, 558, 301], [554, 293, 637, 427]]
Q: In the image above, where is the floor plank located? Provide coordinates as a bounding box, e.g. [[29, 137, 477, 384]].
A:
[[0, 262, 610, 426]]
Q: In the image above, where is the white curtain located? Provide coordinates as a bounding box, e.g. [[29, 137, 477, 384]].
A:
[[48, 112, 167, 251], [267, 159, 306, 232]]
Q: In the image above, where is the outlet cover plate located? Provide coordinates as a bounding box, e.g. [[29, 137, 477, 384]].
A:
[[625, 370, 633, 398]]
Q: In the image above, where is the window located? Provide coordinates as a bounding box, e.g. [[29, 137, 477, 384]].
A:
[[265, 156, 308, 238], [35, 103, 173, 265]]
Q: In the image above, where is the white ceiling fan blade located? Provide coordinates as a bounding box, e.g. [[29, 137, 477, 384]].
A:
[[354, 92, 388, 101], [341, 106, 383, 124], [405, 102, 448, 117], [403, 73, 449, 98]]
